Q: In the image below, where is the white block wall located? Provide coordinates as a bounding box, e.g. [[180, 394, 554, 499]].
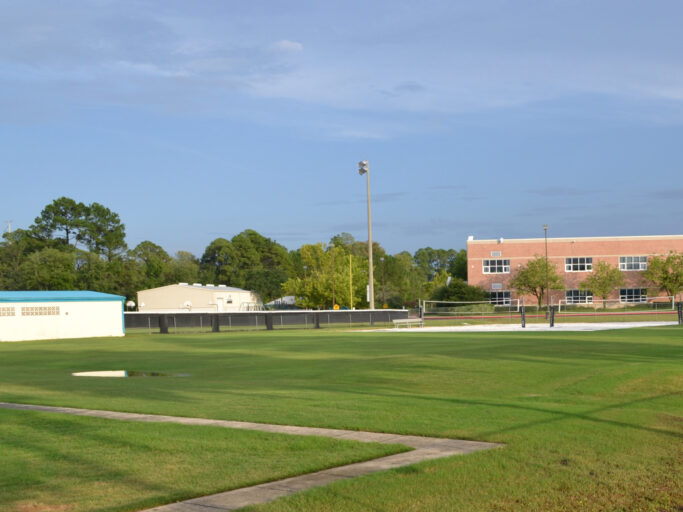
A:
[[0, 300, 124, 342]]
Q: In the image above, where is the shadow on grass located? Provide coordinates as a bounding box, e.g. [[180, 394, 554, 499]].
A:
[[325, 387, 683, 440]]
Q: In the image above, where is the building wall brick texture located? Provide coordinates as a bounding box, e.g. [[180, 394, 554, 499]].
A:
[[467, 235, 683, 305]]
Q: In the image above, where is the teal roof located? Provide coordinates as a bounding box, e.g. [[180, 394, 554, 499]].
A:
[[0, 291, 125, 303]]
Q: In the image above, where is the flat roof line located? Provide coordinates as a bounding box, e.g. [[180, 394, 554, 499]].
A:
[[468, 234, 683, 243]]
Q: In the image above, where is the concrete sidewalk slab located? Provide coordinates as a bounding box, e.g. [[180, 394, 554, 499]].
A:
[[0, 402, 501, 511], [369, 320, 678, 333]]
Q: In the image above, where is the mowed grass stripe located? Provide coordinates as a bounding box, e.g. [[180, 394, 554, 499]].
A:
[[1, 402, 498, 512], [0, 408, 406, 512], [1, 326, 681, 510]]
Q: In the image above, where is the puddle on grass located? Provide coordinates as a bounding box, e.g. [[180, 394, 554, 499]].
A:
[[72, 370, 190, 378], [127, 371, 190, 378]]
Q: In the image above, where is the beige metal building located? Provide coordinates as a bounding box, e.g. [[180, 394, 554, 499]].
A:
[[137, 283, 262, 313]]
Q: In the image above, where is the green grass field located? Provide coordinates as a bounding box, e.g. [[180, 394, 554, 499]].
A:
[[1, 326, 681, 511]]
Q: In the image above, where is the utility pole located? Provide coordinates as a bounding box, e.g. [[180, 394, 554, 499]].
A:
[[358, 160, 375, 309], [349, 254, 353, 310], [544, 224, 549, 316], [329, 242, 336, 308]]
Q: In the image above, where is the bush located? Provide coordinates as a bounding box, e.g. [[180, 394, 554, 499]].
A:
[[430, 278, 488, 302]]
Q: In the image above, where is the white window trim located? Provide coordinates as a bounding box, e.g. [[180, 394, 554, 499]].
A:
[[619, 288, 648, 303], [565, 289, 594, 304], [490, 290, 511, 306], [565, 257, 593, 272], [619, 256, 648, 271], [483, 259, 510, 274]]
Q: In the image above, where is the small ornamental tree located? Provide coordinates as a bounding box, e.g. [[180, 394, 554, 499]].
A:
[[579, 261, 625, 304], [510, 255, 564, 308], [642, 252, 683, 298]]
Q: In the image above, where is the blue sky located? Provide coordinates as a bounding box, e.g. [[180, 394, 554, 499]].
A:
[[2, 0, 682, 256]]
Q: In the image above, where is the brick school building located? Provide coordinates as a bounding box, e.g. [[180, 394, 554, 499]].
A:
[[466, 234, 683, 306]]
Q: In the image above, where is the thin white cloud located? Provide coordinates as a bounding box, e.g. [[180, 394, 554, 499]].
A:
[[111, 60, 191, 78], [270, 39, 303, 53], [335, 128, 386, 140]]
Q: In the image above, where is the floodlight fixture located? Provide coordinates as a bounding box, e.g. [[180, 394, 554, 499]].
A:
[[358, 160, 369, 175]]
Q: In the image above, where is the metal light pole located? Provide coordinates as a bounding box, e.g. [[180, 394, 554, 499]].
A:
[[358, 160, 375, 309], [329, 242, 336, 309], [349, 254, 353, 310], [380, 256, 385, 306], [544, 224, 549, 315]]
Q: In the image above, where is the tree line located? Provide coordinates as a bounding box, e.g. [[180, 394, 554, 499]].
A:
[[4, 198, 680, 307], [0, 197, 482, 307]]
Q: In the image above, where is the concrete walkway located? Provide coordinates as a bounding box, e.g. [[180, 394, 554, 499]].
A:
[[1, 402, 501, 511], [372, 320, 678, 333]]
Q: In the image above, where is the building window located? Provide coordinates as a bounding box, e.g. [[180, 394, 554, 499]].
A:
[[0, 307, 15, 316], [620, 288, 648, 303], [21, 306, 60, 316], [483, 259, 510, 274], [565, 257, 593, 272], [490, 291, 511, 305], [566, 290, 593, 304], [619, 256, 647, 271]]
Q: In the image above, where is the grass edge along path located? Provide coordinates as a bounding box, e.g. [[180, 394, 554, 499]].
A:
[[0, 402, 501, 512]]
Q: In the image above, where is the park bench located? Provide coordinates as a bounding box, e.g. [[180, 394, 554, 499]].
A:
[[392, 318, 424, 328]]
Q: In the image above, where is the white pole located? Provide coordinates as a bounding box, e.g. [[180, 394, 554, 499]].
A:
[[365, 165, 375, 309], [358, 161, 374, 309]]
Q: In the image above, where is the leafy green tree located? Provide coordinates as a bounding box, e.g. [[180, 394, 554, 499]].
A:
[[421, 269, 451, 298], [0, 229, 47, 289], [229, 230, 292, 301], [510, 255, 565, 308], [102, 257, 144, 300], [72, 250, 142, 299], [282, 243, 367, 309], [200, 230, 291, 301], [372, 251, 425, 308], [413, 247, 460, 281], [447, 249, 468, 281], [130, 241, 172, 289], [376, 254, 409, 308], [392, 251, 424, 307], [200, 238, 237, 285], [349, 240, 386, 260], [20, 248, 76, 290], [79, 202, 127, 261], [579, 261, 625, 303], [30, 197, 87, 247], [168, 251, 200, 285], [74, 250, 108, 291], [642, 252, 683, 298], [282, 243, 328, 308], [329, 232, 355, 251], [430, 277, 487, 302], [288, 248, 304, 279]]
